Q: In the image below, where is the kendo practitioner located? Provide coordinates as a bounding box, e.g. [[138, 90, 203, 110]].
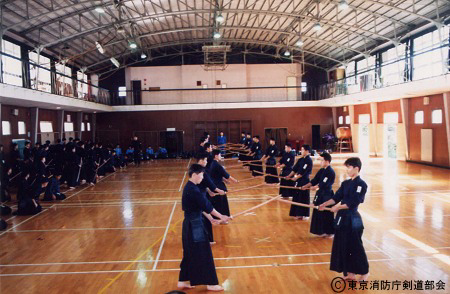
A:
[[10, 143, 21, 175], [209, 150, 238, 220], [66, 146, 81, 189], [240, 133, 252, 165], [16, 173, 43, 215], [177, 163, 231, 292], [85, 144, 98, 186], [1, 164, 12, 202], [278, 143, 296, 198], [130, 136, 142, 166], [302, 152, 335, 237], [195, 153, 226, 244], [125, 146, 134, 163], [319, 157, 369, 282], [203, 143, 214, 171], [198, 137, 207, 153], [261, 138, 279, 184], [23, 141, 33, 163], [249, 136, 263, 177], [43, 173, 66, 201], [287, 144, 313, 220], [34, 155, 49, 189]]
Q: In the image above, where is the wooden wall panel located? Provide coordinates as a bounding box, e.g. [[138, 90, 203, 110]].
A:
[[354, 104, 372, 124], [97, 107, 333, 151], [377, 100, 402, 123], [1, 105, 32, 154], [336, 106, 350, 127], [408, 94, 449, 166]]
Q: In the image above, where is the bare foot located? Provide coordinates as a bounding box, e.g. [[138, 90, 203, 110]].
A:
[[344, 273, 356, 280], [207, 285, 224, 291], [303, 217, 309, 220], [210, 242, 216, 245], [326, 234, 334, 238], [177, 281, 195, 289], [359, 273, 370, 281]]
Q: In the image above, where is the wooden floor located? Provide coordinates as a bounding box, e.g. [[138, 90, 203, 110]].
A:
[[1, 156, 449, 293]]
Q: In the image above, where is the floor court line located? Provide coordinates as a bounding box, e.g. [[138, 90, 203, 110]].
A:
[[4, 247, 450, 268], [4, 226, 167, 233], [152, 201, 177, 270], [0, 205, 55, 237], [0, 256, 441, 277]]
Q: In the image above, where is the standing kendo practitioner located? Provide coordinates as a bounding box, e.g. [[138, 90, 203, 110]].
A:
[[237, 131, 247, 161], [195, 153, 226, 245], [277, 143, 296, 198], [130, 136, 142, 166], [203, 143, 214, 171], [261, 138, 279, 184], [85, 143, 98, 186], [177, 163, 231, 292], [209, 150, 238, 222], [240, 133, 253, 166], [301, 152, 336, 237], [248, 136, 263, 177], [66, 145, 81, 189], [319, 157, 369, 282], [76, 141, 87, 185], [287, 144, 313, 220]]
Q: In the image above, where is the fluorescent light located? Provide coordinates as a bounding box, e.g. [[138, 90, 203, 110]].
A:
[[338, 0, 349, 10], [213, 32, 221, 39], [95, 7, 105, 13], [141, 53, 147, 59], [284, 50, 291, 57], [110, 57, 120, 68], [313, 22, 322, 31], [95, 41, 105, 54], [216, 14, 224, 23], [296, 39, 304, 46], [129, 41, 138, 49]]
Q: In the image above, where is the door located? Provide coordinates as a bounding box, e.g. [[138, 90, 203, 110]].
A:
[[264, 128, 288, 150], [132, 80, 142, 105]]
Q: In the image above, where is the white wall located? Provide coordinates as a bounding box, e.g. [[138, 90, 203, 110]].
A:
[[125, 63, 302, 104]]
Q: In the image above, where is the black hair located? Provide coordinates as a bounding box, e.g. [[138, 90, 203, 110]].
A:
[[195, 152, 209, 161], [344, 157, 362, 171], [212, 149, 221, 157], [200, 137, 206, 143], [255, 135, 260, 140], [320, 152, 332, 163], [204, 143, 211, 149], [270, 138, 275, 141], [302, 144, 311, 152], [285, 143, 292, 148], [188, 163, 205, 177]]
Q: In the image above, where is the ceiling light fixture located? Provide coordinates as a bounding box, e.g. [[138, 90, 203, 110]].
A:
[[110, 57, 120, 68], [117, 26, 125, 34], [313, 22, 322, 31], [141, 53, 147, 59], [338, 0, 349, 11], [216, 13, 224, 23], [213, 32, 221, 39], [296, 38, 304, 47], [95, 7, 105, 13], [129, 41, 138, 49], [95, 41, 105, 54], [284, 50, 291, 57]]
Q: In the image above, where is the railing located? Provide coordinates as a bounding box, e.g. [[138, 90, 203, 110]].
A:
[[112, 85, 309, 105], [0, 51, 112, 105], [313, 43, 449, 101]]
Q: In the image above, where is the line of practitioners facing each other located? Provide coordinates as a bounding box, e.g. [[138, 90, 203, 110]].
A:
[[176, 150, 370, 291]]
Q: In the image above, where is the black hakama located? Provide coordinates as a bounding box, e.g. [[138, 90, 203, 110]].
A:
[[179, 181, 219, 286], [264, 157, 279, 183], [289, 187, 310, 217], [329, 176, 369, 276], [288, 155, 313, 217], [209, 160, 232, 216], [309, 166, 336, 235]]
